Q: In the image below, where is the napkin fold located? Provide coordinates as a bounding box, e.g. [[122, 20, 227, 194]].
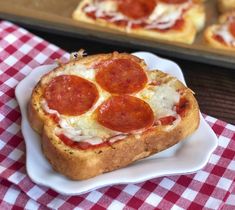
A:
[[0, 21, 235, 209]]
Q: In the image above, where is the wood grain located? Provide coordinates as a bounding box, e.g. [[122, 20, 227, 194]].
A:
[[25, 28, 235, 125]]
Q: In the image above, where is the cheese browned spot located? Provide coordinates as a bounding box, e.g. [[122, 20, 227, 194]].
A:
[[96, 95, 154, 132], [44, 75, 99, 116]]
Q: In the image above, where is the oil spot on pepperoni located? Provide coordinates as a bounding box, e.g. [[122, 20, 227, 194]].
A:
[[44, 75, 99, 116], [96, 95, 154, 132]]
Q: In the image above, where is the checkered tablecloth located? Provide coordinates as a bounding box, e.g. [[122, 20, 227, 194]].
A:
[[0, 20, 235, 210]]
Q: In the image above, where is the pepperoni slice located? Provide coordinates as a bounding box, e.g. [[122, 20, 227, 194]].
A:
[[44, 75, 99, 116], [95, 58, 147, 94], [118, 0, 156, 19], [229, 20, 235, 38], [97, 95, 154, 132], [160, 0, 188, 4]]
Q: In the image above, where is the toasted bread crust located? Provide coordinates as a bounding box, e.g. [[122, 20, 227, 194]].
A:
[[204, 26, 235, 51], [218, 11, 235, 23], [72, 0, 205, 44], [217, 0, 235, 13], [28, 52, 200, 180]]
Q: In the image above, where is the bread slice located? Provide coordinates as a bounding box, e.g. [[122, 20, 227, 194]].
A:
[[217, 0, 235, 13], [204, 12, 235, 51], [184, 2, 205, 32], [72, 0, 205, 44], [28, 52, 200, 180]]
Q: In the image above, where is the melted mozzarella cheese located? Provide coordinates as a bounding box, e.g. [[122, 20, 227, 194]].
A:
[[214, 24, 235, 47], [59, 105, 114, 139], [56, 127, 103, 145], [41, 99, 60, 117], [84, 0, 118, 17], [146, 2, 190, 29], [42, 64, 117, 144], [83, 0, 191, 30], [42, 65, 181, 144], [56, 88, 114, 139], [54, 64, 96, 81], [137, 84, 180, 118], [108, 134, 127, 143], [94, 0, 117, 13]]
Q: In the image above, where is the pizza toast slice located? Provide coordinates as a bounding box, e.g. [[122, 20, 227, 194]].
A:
[[28, 52, 200, 180]]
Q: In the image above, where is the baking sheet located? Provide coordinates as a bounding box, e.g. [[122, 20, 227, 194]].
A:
[[0, 0, 234, 69]]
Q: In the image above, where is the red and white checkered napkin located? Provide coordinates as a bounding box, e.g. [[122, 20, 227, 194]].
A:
[[0, 21, 235, 209]]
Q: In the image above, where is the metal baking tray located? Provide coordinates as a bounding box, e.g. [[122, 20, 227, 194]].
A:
[[0, 0, 234, 69]]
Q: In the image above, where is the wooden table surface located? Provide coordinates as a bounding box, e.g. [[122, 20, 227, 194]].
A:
[[25, 28, 235, 125]]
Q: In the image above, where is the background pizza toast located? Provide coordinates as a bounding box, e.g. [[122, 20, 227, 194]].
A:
[[72, 0, 205, 44], [204, 11, 235, 51]]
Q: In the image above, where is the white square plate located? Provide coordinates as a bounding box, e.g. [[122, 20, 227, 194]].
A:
[[15, 52, 218, 195]]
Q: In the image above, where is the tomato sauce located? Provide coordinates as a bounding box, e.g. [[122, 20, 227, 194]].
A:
[[59, 133, 110, 150], [159, 116, 176, 125], [176, 97, 188, 116], [84, 5, 185, 31]]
